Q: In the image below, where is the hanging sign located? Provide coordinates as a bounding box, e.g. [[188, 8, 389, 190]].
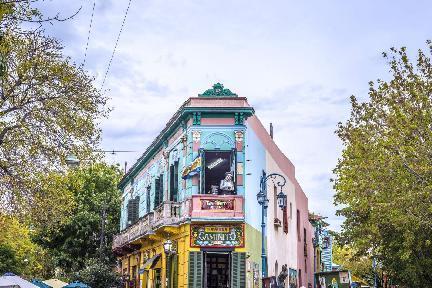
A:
[[182, 156, 201, 179], [190, 224, 244, 248], [201, 198, 234, 210]]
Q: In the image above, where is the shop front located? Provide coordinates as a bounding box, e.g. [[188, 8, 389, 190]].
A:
[[188, 223, 246, 288]]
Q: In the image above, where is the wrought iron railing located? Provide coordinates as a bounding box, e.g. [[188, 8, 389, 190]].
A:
[[112, 201, 187, 249]]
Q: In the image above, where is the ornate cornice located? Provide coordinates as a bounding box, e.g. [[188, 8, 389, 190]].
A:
[[199, 83, 237, 97]]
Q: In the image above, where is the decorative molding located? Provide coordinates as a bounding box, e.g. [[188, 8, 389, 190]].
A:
[[199, 83, 238, 97], [234, 130, 244, 142], [192, 112, 201, 125], [192, 130, 201, 143], [234, 112, 245, 125], [202, 132, 234, 150]]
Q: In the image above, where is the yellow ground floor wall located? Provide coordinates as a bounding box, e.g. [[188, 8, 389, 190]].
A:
[[119, 222, 262, 288]]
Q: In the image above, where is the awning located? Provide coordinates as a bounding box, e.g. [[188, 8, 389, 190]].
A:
[[142, 254, 161, 270], [43, 279, 68, 288]]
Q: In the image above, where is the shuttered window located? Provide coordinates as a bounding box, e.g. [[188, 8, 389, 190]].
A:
[[231, 252, 246, 288], [283, 206, 288, 233], [170, 161, 179, 202], [127, 196, 140, 226], [172, 254, 178, 288], [154, 175, 164, 208], [188, 252, 203, 288], [146, 186, 151, 213]]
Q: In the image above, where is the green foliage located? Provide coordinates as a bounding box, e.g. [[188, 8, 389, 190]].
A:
[[0, 213, 52, 278], [33, 163, 122, 276], [74, 258, 121, 288], [334, 42, 432, 287], [0, 1, 107, 212], [0, 243, 22, 275], [332, 242, 374, 285]]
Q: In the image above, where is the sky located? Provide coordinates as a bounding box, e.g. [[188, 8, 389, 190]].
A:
[[37, 0, 432, 230]]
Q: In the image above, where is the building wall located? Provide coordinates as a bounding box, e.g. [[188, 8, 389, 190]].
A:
[[247, 115, 315, 287], [116, 95, 316, 288]]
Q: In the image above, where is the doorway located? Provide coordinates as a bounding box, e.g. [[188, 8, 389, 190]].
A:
[[204, 252, 230, 288]]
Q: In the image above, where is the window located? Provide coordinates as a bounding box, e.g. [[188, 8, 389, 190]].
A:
[[146, 186, 151, 213], [290, 202, 292, 219], [127, 196, 140, 227], [283, 205, 288, 233], [299, 269, 302, 287], [170, 161, 179, 201], [304, 228, 307, 256], [154, 175, 164, 208], [202, 150, 236, 195], [297, 209, 301, 241]]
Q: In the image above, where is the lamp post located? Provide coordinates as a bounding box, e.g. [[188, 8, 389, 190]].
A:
[[163, 239, 176, 288], [256, 170, 286, 279]]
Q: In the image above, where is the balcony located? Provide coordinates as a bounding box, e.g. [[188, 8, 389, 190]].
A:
[[189, 194, 244, 221], [112, 195, 244, 251], [112, 201, 187, 250]]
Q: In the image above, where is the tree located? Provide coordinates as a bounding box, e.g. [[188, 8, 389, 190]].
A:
[[74, 258, 121, 288], [0, 1, 107, 211], [0, 244, 21, 275], [334, 42, 432, 287], [0, 213, 51, 277], [332, 242, 374, 285], [33, 163, 122, 277]]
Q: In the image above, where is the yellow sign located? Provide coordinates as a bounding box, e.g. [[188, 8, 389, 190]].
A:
[[182, 156, 201, 179]]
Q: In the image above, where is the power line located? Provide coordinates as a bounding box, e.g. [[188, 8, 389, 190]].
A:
[[100, 0, 133, 90], [82, 0, 96, 67]]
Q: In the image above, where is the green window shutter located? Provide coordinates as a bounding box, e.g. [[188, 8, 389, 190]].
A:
[[188, 251, 203, 288], [231, 252, 246, 288], [172, 254, 178, 288], [159, 174, 164, 204]]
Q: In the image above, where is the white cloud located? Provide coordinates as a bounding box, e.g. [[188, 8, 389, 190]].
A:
[[37, 0, 432, 230]]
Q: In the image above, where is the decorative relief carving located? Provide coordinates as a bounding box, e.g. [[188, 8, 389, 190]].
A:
[[199, 83, 238, 97], [202, 132, 234, 150], [192, 130, 201, 143], [234, 130, 244, 142]]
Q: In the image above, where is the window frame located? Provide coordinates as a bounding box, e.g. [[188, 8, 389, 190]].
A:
[[200, 149, 237, 195]]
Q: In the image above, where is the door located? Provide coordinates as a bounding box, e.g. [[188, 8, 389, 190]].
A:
[[205, 252, 231, 288]]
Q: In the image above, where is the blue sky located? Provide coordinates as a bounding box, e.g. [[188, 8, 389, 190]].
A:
[[38, 0, 432, 230]]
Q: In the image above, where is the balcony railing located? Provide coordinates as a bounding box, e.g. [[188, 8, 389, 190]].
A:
[[190, 194, 244, 220], [112, 201, 188, 250], [113, 195, 244, 250]]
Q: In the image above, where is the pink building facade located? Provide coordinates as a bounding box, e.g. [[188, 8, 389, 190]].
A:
[[246, 115, 314, 288]]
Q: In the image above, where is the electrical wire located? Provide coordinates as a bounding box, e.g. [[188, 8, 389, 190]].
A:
[[82, 0, 96, 68], [100, 0, 133, 90]]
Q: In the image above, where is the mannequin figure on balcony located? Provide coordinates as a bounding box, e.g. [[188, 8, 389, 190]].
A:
[[219, 171, 235, 194]]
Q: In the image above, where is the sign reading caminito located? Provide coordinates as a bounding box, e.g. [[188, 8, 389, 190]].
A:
[[190, 224, 244, 248]]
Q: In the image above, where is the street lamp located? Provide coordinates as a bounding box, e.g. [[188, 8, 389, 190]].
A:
[[277, 190, 287, 209], [163, 239, 174, 254], [256, 170, 286, 279], [164, 239, 176, 288], [65, 154, 80, 168]]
